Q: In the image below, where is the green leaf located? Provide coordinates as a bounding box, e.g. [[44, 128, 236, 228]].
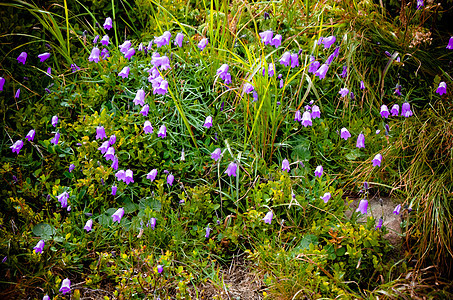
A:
[[32, 223, 56, 239]]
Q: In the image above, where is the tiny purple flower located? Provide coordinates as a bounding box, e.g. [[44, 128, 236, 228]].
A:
[[315, 63, 329, 79], [253, 90, 258, 102], [198, 38, 208, 51], [225, 162, 237, 177], [34, 240, 45, 254], [88, 47, 100, 63], [311, 105, 321, 119], [321, 192, 331, 203], [115, 170, 126, 182], [149, 217, 157, 230], [322, 36, 336, 48], [447, 37, 453, 50], [339, 88, 349, 97], [271, 34, 282, 48], [118, 66, 130, 78], [203, 115, 213, 128], [157, 265, 163, 274], [340, 66, 347, 78], [144, 121, 153, 134], [124, 48, 135, 60], [104, 147, 115, 161], [109, 134, 116, 146], [140, 104, 150, 116], [98, 140, 110, 154], [290, 53, 299, 68], [15, 88, 20, 99], [391, 104, 399, 116], [38, 52, 51, 62], [10, 140, 23, 154], [216, 64, 229, 81], [0, 77, 5, 91], [112, 208, 125, 223], [294, 110, 302, 122], [125, 169, 134, 185], [380, 105, 389, 118], [69, 164, 75, 173], [60, 278, 71, 294], [282, 159, 290, 172], [211, 148, 221, 161], [104, 17, 113, 30], [259, 30, 273, 45], [147, 169, 158, 181], [401, 102, 413, 117], [393, 204, 401, 215], [416, 0, 423, 9], [84, 219, 93, 232], [17, 52, 27, 65], [25, 129, 36, 142], [154, 31, 171, 47], [119, 40, 131, 54], [158, 125, 167, 138], [175, 33, 184, 47], [372, 153, 382, 167], [279, 52, 291, 67], [51, 132, 60, 145], [57, 191, 69, 208], [314, 165, 323, 178], [167, 174, 174, 186], [375, 218, 383, 230], [263, 211, 273, 224], [340, 128, 351, 140], [436, 82, 447, 96], [111, 185, 117, 196], [308, 60, 320, 74], [356, 133, 365, 148], [360, 81, 365, 90], [205, 225, 211, 238], [243, 83, 254, 94], [96, 126, 107, 140], [356, 199, 368, 214], [101, 35, 109, 46], [394, 83, 402, 96], [301, 111, 312, 127]]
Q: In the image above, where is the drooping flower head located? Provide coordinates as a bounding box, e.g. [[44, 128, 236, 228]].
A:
[[447, 37, 453, 50], [375, 217, 383, 230], [103, 17, 113, 30], [51, 132, 60, 145], [154, 31, 171, 47], [281, 159, 290, 172], [57, 191, 69, 208], [33, 240, 45, 254], [118, 66, 130, 78], [84, 219, 93, 232], [372, 154, 382, 167], [104, 147, 115, 161], [401, 102, 413, 117], [115, 170, 126, 182], [322, 36, 336, 48], [144, 121, 153, 134], [152, 77, 169, 95], [0, 77, 5, 91], [339, 88, 349, 97], [60, 278, 71, 294], [140, 104, 149, 117], [98, 140, 110, 154], [112, 208, 125, 223], [124, 47, 135, 60], [205, 225, 211, 238], [393, 204, 401, 215], [380, 105, 389, 118], [314, 165, 323, 178], [259, 30, 273, 45], [175, 33, 184, 47], [88, 47, 100, 63], [147, 169, 158, 181], [198, 38, 208, 51], [391, 104, 399, 116], [290, 53, 299, 68], [17, 52, 27, 65], [308, 58, 320, 73], [69, 164, 75, 173], [340, 65, 348, 78], [96, 126, 107, 140], [10, 140, 24, 154], [211, 148, 221, 161], [321, 192, 331, 203], [243, 83, 254, 94], [25, 129, 35, 142], [356, 199, 368, 214], [263, 211, 273, 224], [225, 162, 237, 177], [416, 0, 424, 9], [167, 173, 174, 186], [315, 64, 329, 79], [294, 110, 301, 122], [301, 111, 312, 127], [157, 265, 163, 274], [279, 52, 291, 67], [158, 125, 167, 138], [149, 217, 157, 230], [38, 52, 51, 62], [216, 64, 229, 81], [101, 35, 109, 46], [356, 133, 365, 148], [271, 34, 282, 48], [340, 128, 351, 140], [360, 81, 365, 90], [124, 169, 134, 185], [111, 185, 117, 195], [119, 40, 132, 54], [203, 116, 213, 128], [436, 82, 447, 96], [51, 115, 58, 127], [394, 83, 402, 96]]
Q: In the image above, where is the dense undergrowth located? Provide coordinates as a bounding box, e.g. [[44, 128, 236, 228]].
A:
[[1, 0, 453, 299]]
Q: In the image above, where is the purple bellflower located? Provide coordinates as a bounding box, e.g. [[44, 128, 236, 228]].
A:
[[167, 173, 174, 186], [25, 129, 36, 142], [322, 36, 336, 48], [380, 105, 390, 118], [339, 88, 349, 97], [314, 165, 323, 177], [375, 218, 383, 230], [17, 52, 27, 65], [101, 35, 109, 46], [282, 159, 290, 172], [104, 147, 115, 161], [216, 64, 229, 81], [294, 110, 302, 122], [315, 64, 329, 79], [279, 52, 291, 67], [57, 191, 69, 208], [96, 126, 107, 140], [111, 185, 117, 195], [340, 128, 351, 140], [34, 240, 45, 254], [43, 295, 50, 300], [151, 77, 169, 94], [115, 170, 126, 182], [394, 83, 402, 96], [134, 89, 145, 106], [38, 53, 51, 62], [104, 17, 113, 30], [263, 211, 273, 224], [290, 53, 299, 68], [112, 208, 125, 223], [69, 164, 75, 173], [356, 133, 365, 148], [203, 116, 213, 128], [60, 278, 71, 294], [149, 217, 157, 230], [154, 31, 171, 47], [158, 125, 167, 138], [393, 204, 401, 215], [401, 102, 413, 117], [119, 40, 131, 54], [140, 104, 150, 117], [211, 148, 221, 161], [98, 140, 109, 154], [10, 140, 23, 154], [118, 66, 130, 78], [416, 0, 424, 9], [259, 30, 273, 45], [372, 154, 382, 167], [436, 82, 447, 96], [88, 47, 100, 63], [124, 48, 135, 60], [109, 134, 116, 145], [144, 121, 153, 134], [157, 265, 163, 274], [205, 225, 211, 238], [447, 37, 453, 50], [356, 199, 368, 214], [271, 34, 282, 48], [51, 132, 60, 145], [15, 88, 20, 99], [391, 104, 399, 116], [243, 83, 254, 94], [84, 219, 93, 232], [198, 38, 208, 51], [360, 81, 365, 90], [225, 162, 237, 177], [147, 169, 158, 181], [308, 58, 320, 73], [0, 77, 5, 91], [124, 169, 134, 184], [175, 33, 184, 47], [301, 111, 312, 127], [321, 192, 331, 203]]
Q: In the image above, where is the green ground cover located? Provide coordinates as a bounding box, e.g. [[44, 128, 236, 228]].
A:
[[1, 0, 452, 299]]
